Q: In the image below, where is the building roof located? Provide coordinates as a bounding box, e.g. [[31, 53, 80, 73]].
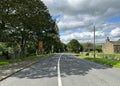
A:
[[110, 41, 120, 46]]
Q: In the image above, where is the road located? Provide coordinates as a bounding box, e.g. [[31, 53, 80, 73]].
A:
[[0, 53, 120, 86]]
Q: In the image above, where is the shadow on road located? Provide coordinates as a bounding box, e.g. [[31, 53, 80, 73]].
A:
[[60, 55, 109, 77], [12, 54, 109, 79]]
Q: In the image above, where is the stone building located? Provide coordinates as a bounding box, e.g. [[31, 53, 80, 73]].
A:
[[102, 37, 120, 53]]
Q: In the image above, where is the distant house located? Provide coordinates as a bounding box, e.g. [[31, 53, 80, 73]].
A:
[[102, 37, 120, 53]]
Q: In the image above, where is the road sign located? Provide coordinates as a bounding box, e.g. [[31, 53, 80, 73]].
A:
[[38, 41, 43, 50]]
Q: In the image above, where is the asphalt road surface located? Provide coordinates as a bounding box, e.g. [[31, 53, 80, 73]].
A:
[[0, 53, 120, 86]]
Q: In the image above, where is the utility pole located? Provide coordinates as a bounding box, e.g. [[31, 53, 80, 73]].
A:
[[93, 25, 96, 58]]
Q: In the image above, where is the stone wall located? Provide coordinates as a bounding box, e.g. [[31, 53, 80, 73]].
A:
[[102, 41, 114, 53]]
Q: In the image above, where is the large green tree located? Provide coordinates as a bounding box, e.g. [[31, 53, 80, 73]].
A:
[[0, 0, 60, 57], [67, 39, 83, 53]]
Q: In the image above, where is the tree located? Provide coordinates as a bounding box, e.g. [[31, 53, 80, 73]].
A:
[[0, 0, 60, 58], [82, 42, 93, 52], [67, 39, 82, 53], [0, 0, 12, 42], [95, 45, 102, 52]]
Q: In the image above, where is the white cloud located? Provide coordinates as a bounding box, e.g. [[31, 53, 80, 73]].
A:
[[58, 20, 85, 30], [42, 0, 120, 43], [110, 28, 120, 37], [57, 15, 95, 30], [43, 0, 120, 17], [60, 31, 105, 43]]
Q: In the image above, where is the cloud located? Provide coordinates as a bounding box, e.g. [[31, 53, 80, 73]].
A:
[[43, 0, 120, 17], [60, 31, 105, 43], [42, 0, 120, 43], [110, 28, 120, 37], [57, 15, 95, 30]]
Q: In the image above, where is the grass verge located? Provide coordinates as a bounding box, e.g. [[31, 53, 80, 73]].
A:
[[0, 54, 50, 65], [80, 55, 120, 68]]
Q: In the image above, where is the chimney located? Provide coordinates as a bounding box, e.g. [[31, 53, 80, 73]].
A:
[[106, 37, 110, 42]]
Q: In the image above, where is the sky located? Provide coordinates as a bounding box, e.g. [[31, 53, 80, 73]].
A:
[[42, 0, 120, 44]]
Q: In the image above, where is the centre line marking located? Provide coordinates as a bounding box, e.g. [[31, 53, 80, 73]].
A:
[[57, 54, 63, 86]]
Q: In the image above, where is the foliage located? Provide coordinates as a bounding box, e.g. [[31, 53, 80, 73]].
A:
[[81, 43, 102, 52], [95, 45, 102, 52], [0, 0, 61, 58], [67, 39, 83, 53], [0, 42, 8, 55], [81, 42, 93, 52], [97, 53, 120, 60]]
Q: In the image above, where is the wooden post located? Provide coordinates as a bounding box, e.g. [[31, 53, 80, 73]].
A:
[[93, 25, 96, 58]]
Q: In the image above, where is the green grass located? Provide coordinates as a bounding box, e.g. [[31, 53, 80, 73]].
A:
[[96, 53, 120, 60], [0, 54, 49, 65], [80, 55, 120, 68]]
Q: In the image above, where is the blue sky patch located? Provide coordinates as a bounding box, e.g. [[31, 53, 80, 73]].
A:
[[52, 15, 61, 20], [106, 15, 120, 23]]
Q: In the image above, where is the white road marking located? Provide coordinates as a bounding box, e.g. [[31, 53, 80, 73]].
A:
[[57, 54, 63, 86]]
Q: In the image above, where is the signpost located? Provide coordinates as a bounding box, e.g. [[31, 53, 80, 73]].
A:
[[38, 41, 43, 51]]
